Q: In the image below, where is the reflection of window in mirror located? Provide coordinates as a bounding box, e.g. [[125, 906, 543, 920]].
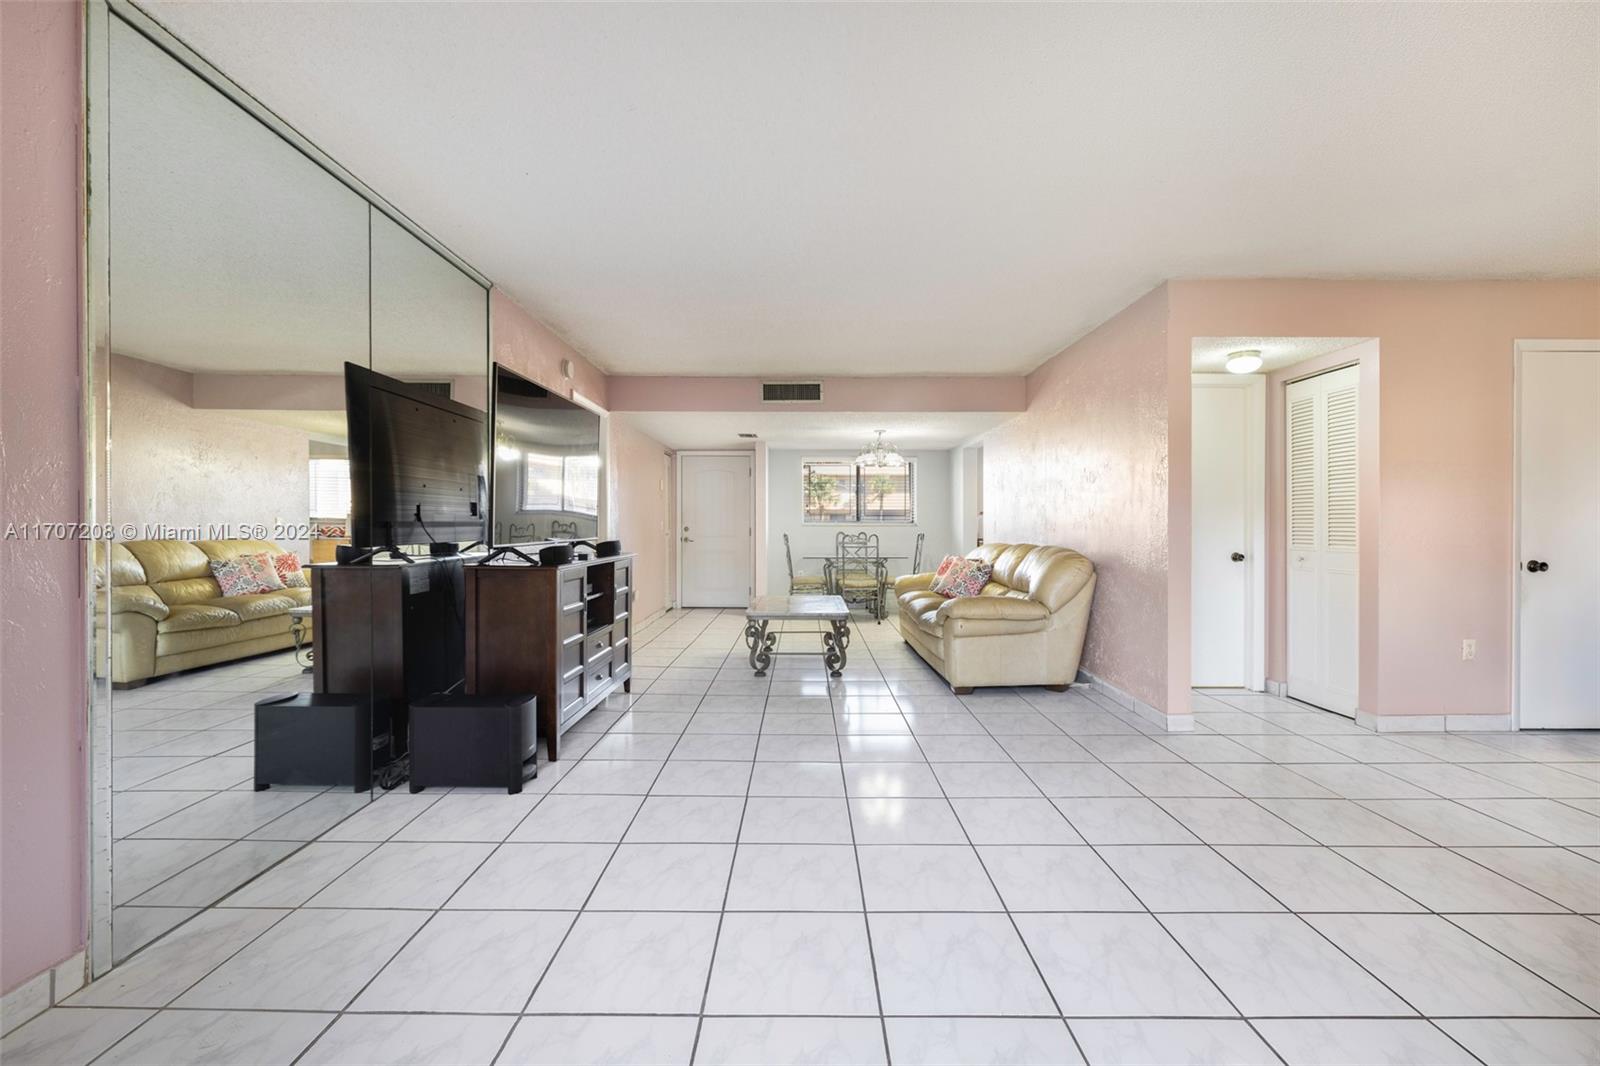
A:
[[521, 453, 562, 511], [564, 455, 600, 516], [309, 457, 351, 521]]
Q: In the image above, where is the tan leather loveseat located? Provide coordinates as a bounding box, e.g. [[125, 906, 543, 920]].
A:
[[96, 538, 311, 685], [892, 543, 1095, 693]]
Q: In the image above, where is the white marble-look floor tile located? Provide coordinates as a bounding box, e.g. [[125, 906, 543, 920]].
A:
[[1335, 846, 1568, 913], [1448, 913, 1600, 1011], [130, 840, 299, 908], [388, 792, 541, 842], [588, 842, 735, 910], [1019, 763, 1141, 797], [218, 841, 376, 908], [308, 840, 494, 909], [1453, 846, 1600, 913], [1253, 1018, 1479, 1065], [858, 845, 1003, 911], [1250, 797, 1435, 846], [1051, 798, 1199, 844], [68, 908, 287, 1008], [1434, 1018, 1600, 1066], [1457, 797, 1600, 846], [1212, 845, 1425, 912], [300, 1013, 513, 1066], [0, 1008, 153, 1066], [739, 796, 853, 843], [870, 912, 1056, 1016], [705, 912, 879, 1015], [886, 1017, 1083, 1066], [950, 797, 1084, 844], [746, 761, 846, 797], [931, 762, 1043, 797], [498, 1015, 699, 1066], [1307, 913, 1593, 1017], [316, 792, 439, 842], [174, 908, 427, 1011], [1017, 912, 1235, 1017], [725, 843, 863, 910], [527, 912, 720, 1013], [94, 1009, 331, 1065], [843, 762, 944, 798], [353, 909, 573, 1013], [623, 795, 745, 842], [1155, 797, 1316, 845], [976, 844, 1142, 911], [1358, 799, 1551, 847], [1100, 845, 1283, 912], [694, 1017, 887, 1066], [1161, 913, 1413, 1016], [848, 797, 967, 844], [451, 845, 612, 912], [649, 759, 753, 796], [1068, 1019, 1277, 1066], [506, 794, 643, 842]]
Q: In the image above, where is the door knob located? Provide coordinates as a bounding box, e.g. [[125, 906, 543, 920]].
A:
[[1230, 552, 1246, 562], [1526, 560, 1549, 573], [682, 537, 694, 543]]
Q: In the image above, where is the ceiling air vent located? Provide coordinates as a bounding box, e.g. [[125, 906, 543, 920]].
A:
[[761, 381, 823, 404]]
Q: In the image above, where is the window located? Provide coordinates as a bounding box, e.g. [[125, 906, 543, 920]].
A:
[[802, 459, 917, 523], [563, 454, 600, 516], [308, 458, 351, 520], [522, 452, 563, 511], [520, 451, 599, 516]]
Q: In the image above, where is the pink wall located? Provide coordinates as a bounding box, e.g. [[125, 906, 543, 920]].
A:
[[607, 375, 1027, 412], [110, 355, 314, 559], [0, 0, 87, 993], [983, 286, 1175, 713], [490, 288, 609, 408], [608, 418, 674, 623], [1169, 280, 1600, 719]]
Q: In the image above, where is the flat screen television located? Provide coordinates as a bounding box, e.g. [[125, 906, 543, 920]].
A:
[[490, 363, 602, 546], [345, 362, 488, 550]]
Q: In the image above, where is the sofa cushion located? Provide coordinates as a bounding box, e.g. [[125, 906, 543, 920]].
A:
[[211, 553, 286, 596], [104, 543, 148, 588], [107, 585, 170, 621], [123, 540, 212, 587], [937, 594, 1049, 636], [158, 602, 243, 633], [898, 590, 949, 635], [968, 542, 1093, 611], [198, 590, 305, 622]]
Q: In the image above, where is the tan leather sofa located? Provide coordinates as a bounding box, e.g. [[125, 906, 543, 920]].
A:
[[96, 538, 311, 685], [893, 543, 1095, 693]]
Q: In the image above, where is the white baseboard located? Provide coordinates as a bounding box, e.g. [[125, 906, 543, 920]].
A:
[[1356, 711, 1514, 734], [1077, 670, 1194, 733], [1, 950, 85, 1036]]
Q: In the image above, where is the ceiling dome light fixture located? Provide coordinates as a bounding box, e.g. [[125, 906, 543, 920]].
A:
[[1224, 349, 1264, 374], [853, 430, 906, 468]]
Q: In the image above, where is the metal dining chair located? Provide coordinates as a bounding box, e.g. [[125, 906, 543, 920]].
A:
[[911, 531, 925, 574], [784, 534, 828, 595], [833, 531, 886, 622]]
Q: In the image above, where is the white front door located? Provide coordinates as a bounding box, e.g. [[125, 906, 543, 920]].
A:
[[1192, 379, 1262, 687], [1518, 347, 1600, 729], [1286, 364, 1360, 716], [679, 453, 753, 608]]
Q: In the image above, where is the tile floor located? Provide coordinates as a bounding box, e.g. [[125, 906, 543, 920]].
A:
[[6, 607, 1600, 1065]]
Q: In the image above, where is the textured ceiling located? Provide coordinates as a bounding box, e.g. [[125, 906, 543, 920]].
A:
[[1191, 337, 1370, 374], [616, 411, 1011, 451], [139, 1, 1599, 376]]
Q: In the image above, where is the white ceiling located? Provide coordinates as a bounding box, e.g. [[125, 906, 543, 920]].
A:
[[616, 411, 1011, 452], [1191, 337, 1369, 374], [140, 2, 1598, 377]]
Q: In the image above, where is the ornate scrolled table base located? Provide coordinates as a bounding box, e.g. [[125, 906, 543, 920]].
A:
[[743, 594, 852, 679]]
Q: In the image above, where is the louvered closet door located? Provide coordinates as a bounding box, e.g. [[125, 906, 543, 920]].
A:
[[1286, 365, 1360, 715]]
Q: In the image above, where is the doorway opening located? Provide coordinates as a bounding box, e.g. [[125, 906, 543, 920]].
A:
[[677, 451, 755, 608], [1190, 338, 1375, 717]]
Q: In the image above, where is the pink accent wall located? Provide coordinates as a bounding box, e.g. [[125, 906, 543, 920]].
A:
[[490, 288, 609, 408], [110, 355, 314, 559], [607, 375, 1026, 413], [983, 286, 1176, 713], [1168, 280, 1600, 719], [0, 0, 87, 993]]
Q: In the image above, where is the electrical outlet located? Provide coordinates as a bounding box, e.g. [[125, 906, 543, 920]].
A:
[[1462, 639, 1477, 661]]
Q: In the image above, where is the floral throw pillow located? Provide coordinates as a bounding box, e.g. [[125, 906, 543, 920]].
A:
[[211, 553, 285, 596], [271, 552, 308, 589], [932, 554, 963, 581], [933, 558, 993, 598]]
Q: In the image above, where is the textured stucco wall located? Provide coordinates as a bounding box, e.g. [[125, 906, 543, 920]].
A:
[[982, 286, 1173, 712], [608, 417, 674, 623], [0, 0, 87, 994], [109, 355, 313, 558], [1169, 279, 1600, 718], [490, 287, 609, 408]]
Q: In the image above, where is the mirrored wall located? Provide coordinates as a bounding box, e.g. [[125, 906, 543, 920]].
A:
[[91, 6, 488, 976]]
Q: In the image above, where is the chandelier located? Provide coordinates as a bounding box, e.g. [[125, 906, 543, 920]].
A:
[[853, 430, 906, 468]]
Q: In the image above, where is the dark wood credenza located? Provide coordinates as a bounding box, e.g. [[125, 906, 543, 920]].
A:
[[464, 553, 633, 760]]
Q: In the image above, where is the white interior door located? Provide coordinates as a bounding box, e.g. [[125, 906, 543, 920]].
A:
[[1192, 379, 1262, 687], [679, 453, 753, 608], [1518, 347, 1600, 729], [1286, 365, 1360, 715]]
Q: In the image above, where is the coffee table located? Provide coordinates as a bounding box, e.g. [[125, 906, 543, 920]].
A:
[[744, 594, 852, 677]]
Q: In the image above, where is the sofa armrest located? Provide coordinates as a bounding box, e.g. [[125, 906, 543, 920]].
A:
[[937, 596, 1049, 623], [894, 572, 936, 594], [104, 585, 171, 622]]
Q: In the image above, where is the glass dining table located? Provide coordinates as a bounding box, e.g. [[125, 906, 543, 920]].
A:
[[802, 554, 908, 622]]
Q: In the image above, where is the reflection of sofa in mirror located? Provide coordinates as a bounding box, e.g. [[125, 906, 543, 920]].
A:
[[96, 538, 312, 685]]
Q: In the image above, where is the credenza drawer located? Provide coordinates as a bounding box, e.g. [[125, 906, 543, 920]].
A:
[[560, 575, 585, 614], [586, 629, 612, 663]]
